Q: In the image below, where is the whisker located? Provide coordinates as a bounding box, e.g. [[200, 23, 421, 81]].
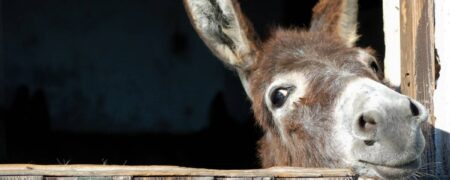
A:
[[56, 158, 71, 165], [406, 172, 418, 180], [419, 161, 443, 169], [414, 171, 441, 180], [417, 161, 444, 176]]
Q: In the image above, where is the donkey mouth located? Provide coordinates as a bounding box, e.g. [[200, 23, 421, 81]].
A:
[[359, 158, 421, 178]]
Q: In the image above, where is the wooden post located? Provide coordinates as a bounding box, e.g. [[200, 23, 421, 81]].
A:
[[400, 0, 436, 174]]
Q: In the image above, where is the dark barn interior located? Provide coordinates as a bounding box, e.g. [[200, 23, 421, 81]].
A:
[[0, 0, 383, 168]]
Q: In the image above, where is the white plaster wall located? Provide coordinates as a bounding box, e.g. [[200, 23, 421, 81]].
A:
[[434, 0, 450, 176], [382, 0, 401, 88]]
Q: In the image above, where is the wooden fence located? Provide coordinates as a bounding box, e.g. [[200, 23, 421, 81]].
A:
[[0, 165, 357, 180]]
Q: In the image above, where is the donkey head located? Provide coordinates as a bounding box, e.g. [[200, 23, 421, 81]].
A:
[[184, 0, 428, 178]]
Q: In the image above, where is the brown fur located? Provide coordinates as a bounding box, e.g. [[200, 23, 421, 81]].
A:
[[311, 0, 359, 46], [184, 0, 384, 169], [248, 29, 382, 167]]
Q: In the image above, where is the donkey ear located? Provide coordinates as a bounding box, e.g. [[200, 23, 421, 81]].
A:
[[183, 0, 259, 70], [310, 0, 359, 47]]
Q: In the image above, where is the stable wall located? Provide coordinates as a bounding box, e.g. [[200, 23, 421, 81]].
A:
[[1, 0, 265, 133]]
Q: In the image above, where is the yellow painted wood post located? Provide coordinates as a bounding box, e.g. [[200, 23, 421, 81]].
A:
[[400, 0, 436, 175]]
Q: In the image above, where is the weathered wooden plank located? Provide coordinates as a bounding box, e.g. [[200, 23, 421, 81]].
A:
[[0, 176, 43, 180], [135, 178, 275, 180], [47, 177, 131, 180], [0, 165, 354, 178], [247, 178, 273, 180], [45, 177, 131, 180], [400, 0, 436, 108], [46, 178, 86, 180], [112, 177, 132, 180], [135, 177, 352, 180], [134, 177, 214, 180], [216, 178, 260, 180], [400, 0, 436, 174], [218, 178, 350, 180]]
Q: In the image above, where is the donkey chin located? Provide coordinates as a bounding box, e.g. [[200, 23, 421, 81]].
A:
[[335, 78, 428, 179]]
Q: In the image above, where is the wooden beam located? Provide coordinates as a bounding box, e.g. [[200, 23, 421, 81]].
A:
[[0, 176, 43, 180], [400, 0, 435, 173], [44, 176, 132, 180], [0, 165, 355, 178]]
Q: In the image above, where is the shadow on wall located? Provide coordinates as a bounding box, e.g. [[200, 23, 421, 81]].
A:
[[0, 0, 272, 167], [3, 86, 262, 168], [4, 86, 51, 162]]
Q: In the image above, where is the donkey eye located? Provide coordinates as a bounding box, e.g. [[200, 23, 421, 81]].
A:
[[369, 60, 379, 73], [270, 88, 291, 108]]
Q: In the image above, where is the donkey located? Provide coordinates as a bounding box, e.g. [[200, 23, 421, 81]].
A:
[[184, 0, 428, 178]]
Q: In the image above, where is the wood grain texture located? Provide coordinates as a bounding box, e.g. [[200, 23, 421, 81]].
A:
[[134, 177, 215, 180], [44, 177, 132, 180], [0, 165, 355, 178], [400, 0, 436, 174], [0, 176, 43, 180]]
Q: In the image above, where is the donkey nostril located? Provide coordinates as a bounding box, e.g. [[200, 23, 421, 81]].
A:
[[409, 99, 420, 116], [358, 114, 377, 132], [364, 140, 375, 146]]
